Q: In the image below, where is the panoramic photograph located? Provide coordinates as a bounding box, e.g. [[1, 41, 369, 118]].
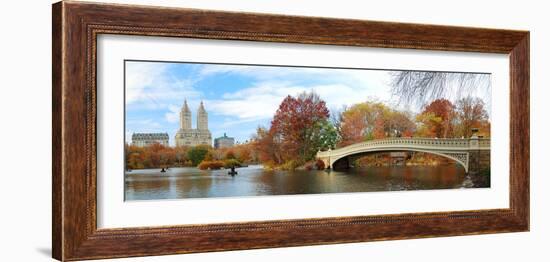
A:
[[124, 60, 491, 201]]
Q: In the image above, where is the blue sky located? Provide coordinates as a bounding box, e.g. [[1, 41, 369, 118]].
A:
[[124, 61, 490, 146]]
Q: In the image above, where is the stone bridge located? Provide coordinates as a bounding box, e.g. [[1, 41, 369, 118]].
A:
[[316, 137, 490, 174]]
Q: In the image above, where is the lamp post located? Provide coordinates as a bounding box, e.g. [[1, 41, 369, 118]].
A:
[[470, 127, 480, 174], [327, 148, 332, 170]]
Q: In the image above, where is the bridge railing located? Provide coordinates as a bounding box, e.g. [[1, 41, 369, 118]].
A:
[[317, 137, 490, 158], [479, 139, 491, 147]]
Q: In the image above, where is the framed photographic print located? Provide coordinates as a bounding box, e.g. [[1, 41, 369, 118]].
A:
[[52, 1, 529, 261]]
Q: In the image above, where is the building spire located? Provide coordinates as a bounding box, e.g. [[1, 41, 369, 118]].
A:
[[180, 98, 192, 130], [197, 100, 208, 130], [183, 99, 190, 112], [198, 100, 205, 112]]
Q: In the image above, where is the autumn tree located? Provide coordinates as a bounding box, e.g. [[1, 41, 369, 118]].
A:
[[225, 149, 236, 160], [415, 112, 441, 138], [265, 91, 331, 164], [386, 111, 416, 137], [125, 143, 179, 169], [254, 126, 283, 165], [174, 146, 190, 166], [476, 121, 491, 138], [126, 144, 146, 169], [372, 117, 386, 139], [339, 102, 386, 145], [125, 141, 264, 170], [235, 145, 252, 163], [339, 108, 367, 146], [416, 99, 455, 138], [454, 97, 489, 138], [338, 101, 415, 146]]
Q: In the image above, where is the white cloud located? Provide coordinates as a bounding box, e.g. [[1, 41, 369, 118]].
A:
[[196, 64, 397, 122], [206, 82, 304, 120], [125, 61, 199, 109], [205, 77, 393, 122], [164, 105, 180, 123], [126, 61, 396, 115], [125, 62, 167, 104], [125, 119, 165, 135]]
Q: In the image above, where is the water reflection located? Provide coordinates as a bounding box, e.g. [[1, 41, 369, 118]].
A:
[[125, 164, 476, 201]]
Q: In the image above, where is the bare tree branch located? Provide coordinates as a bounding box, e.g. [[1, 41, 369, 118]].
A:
[[390, 71, 490, 107]]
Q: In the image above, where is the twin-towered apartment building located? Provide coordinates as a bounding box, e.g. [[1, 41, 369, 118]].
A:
[[131, 100, 234, 149]]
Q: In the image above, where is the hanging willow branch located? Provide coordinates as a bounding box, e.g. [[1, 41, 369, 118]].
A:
[[390, 71, 491, 107]]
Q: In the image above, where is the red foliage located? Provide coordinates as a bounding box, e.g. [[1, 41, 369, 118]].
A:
[[269, 93, 329, 162], [421, 99, 455, 138]]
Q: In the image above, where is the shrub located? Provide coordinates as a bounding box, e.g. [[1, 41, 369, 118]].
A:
[[304, 161, 315, 171], [223, 159, 242, 168], [315, 159, 325, 170], [279, 160, 303, 171], [261, 161, 276, 170], [198, 160, 225, 170]]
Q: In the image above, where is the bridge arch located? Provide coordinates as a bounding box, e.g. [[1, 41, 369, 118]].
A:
[[329, 148, 469, 173], [317, 138, 490, 174]]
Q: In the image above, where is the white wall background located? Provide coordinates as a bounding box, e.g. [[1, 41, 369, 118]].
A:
[[0, 0, 546, 261]]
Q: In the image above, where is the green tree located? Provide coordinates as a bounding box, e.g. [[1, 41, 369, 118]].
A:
[[311, 120, 338, 153], [187, 145, 211, 166]]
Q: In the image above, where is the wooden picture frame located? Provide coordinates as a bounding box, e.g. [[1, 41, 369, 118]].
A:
[[52, 1, 529, 261]]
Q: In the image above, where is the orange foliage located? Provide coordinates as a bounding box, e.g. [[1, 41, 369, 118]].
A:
[[198, 160, 225, 170], [420, 99, 455, 138], [339, 110, 367, 147]]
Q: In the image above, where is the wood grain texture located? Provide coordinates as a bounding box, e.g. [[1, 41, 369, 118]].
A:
[[52, 1, 530, 261], [52, 2, 63, 260]]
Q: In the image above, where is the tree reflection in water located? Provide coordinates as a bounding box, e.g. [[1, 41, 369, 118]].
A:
[[125, 164, 480, 201]]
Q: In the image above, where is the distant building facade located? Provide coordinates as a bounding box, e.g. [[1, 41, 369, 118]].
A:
[[214, 133, 235, 149], [131, 133, 169, 147], [175, 100, 212, 147]]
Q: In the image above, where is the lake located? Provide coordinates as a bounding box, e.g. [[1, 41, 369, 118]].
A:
[[124, 164, 479, 201]]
